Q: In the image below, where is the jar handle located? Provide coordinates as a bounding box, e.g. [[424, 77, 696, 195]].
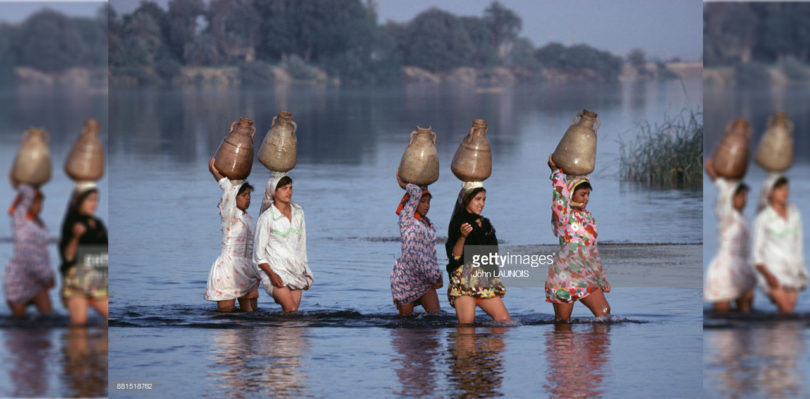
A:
[[409, 130, 416, 145], [250, 126, 256, 139], [430, 129, 436, 144], [229, 121, 238, 133], [573, 113, 582, 125], [271, 116, 278, 128], [593, 120, 600, 134], [290, 121, 297, 137]]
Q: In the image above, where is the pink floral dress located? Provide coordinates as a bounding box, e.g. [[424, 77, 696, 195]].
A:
[[204, 178, 260, 301], [545, 169, 608, 303], [3, 184, 54, 305], [390, 183, 442, 306]]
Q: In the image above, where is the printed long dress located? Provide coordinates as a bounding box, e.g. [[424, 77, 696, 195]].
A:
[[254, 200, 313, 296], [204, 178, 260, 301], [3, 184, 54, 305], [752, 202, 808, 293], [704, 178, 755, 302], [390, 183, 442, 306], [545, 169, 608, 303]]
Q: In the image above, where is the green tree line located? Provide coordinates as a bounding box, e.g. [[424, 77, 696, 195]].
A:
[[704, 2, 810, 65], [0, 7, 106, 85], [110, 0, 636, 86]]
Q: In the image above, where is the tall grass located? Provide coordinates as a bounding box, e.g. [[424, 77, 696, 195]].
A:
[[619, 109, 703, 187]]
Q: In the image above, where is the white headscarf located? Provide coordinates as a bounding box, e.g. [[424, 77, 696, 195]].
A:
[[757, 172, 785, 214], [261, 171, 289, 214]]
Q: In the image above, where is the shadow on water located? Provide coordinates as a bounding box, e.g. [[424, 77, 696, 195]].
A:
[[109, 304, 647, 329]]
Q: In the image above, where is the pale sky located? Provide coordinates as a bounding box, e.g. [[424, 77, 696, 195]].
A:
[[0, 1, 103, 22]]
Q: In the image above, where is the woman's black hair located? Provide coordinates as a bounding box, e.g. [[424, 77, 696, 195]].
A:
[[773, 176, 789, 190], [573, 181, 593, 194], [275, 176, 293, 191], [461, 187, 486, 209], [237, 182, 254, 196], [734, 183, 749, 196]]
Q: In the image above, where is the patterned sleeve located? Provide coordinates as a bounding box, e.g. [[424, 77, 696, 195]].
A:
[[400, 183, 422, 224], [12, 184, 36, 230], [218, 178, 239, 228], [550, 168, 569, 235]]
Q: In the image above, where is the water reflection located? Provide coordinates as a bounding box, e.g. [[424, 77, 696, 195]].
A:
[[60, 327, 108, 398], [707, 323, 806, 398], [446, 326, 506, 398], [209, 323, 310, 397], [543, 323, 611, 399], [390, 328, 442, 397], [2, 328, 53, 397]]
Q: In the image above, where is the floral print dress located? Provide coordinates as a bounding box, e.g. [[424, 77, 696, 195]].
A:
[[545, 169, 608, 303], [390, 183, 442, 306], [704, 178, 755, 302], [3, 184, 54, 305], [204, 178, 260, 301]]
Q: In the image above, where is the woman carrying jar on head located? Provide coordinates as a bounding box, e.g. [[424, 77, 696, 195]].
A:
[[446, 182, 510, 324], [59, 182, 108, 325]]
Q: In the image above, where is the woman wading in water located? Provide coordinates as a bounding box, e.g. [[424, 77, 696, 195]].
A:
[[391, 171, 442, 315], [545, 155, 610, 322]]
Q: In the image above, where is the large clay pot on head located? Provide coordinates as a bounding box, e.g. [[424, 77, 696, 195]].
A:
[[451, 119, 492, 182], [398, 127, 439, 187], [65, 118, 105, 181], [214, 117, 256, 180], [755, 112, 794, 173], [11, 128, 52, 187], [552, 109, 598, 176], [712, 118, 751, 180], [258, 111, 297, 172]]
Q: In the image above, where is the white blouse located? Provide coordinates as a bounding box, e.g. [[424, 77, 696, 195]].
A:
[[751, 203, 808, 292], [714, 178, 749, 258], [254, 202, 313, 291], [217, 178, 254, 259]]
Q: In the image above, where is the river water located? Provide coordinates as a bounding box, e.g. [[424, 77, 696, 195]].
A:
[[106, 80, 702, 397], [703, 86, 810, 398], [0, 88, 108, 397]]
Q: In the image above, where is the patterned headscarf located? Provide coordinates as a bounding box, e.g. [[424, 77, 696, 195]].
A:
[[566, 175, 591, 208], [395, 187, 431, 220]]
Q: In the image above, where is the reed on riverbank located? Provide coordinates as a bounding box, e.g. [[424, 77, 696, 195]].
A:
[[619, 109, 703, 187]]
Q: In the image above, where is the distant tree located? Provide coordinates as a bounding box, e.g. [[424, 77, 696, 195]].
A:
[[483, 1, 521, 63], [167, 0, 205, 62], [534, 42, 566, 68], [627, 49, 646, 68], [506, 37, 538, 70], [208, 0, 261, 63], [398, 8, 474, 72], [14, 9, 88, 72], [121, 12, 163, 66], [459, 16, 498, 68], [184, 33, 219, 66], [751, 3, 792, 62]]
